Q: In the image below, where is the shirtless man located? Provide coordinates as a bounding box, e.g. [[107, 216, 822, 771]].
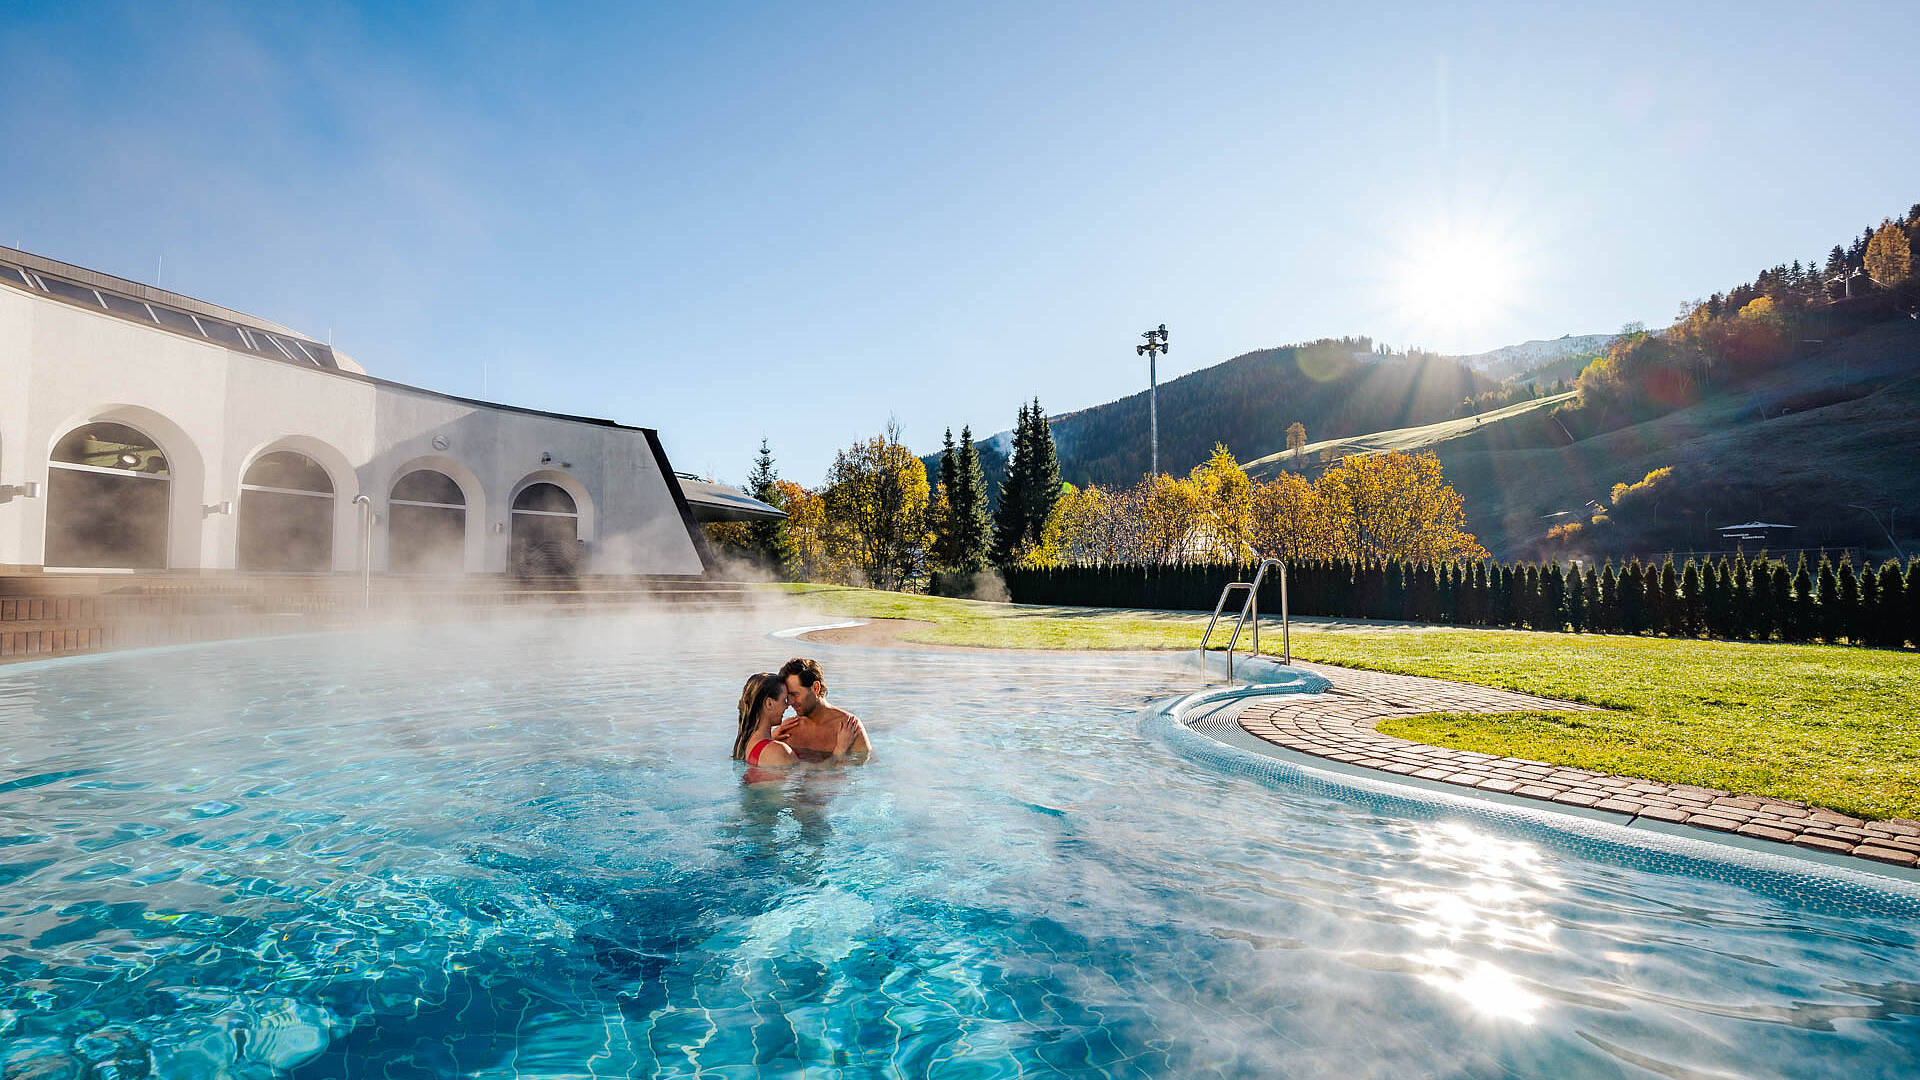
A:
[[772, 657, 872, 762]]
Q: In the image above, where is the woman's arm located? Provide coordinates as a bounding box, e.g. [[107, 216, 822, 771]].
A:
[[756, 740, 800, 769]]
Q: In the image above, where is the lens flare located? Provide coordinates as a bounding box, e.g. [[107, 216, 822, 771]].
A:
[[1382, 211, 1533, 352]]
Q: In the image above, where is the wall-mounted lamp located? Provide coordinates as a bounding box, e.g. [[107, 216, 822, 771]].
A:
[[540, 452, 572, 468], [202, 500, 233, 517], [0, 481, 40, 502]]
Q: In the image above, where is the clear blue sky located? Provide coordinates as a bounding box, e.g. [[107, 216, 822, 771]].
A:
[[4, 1, 1914, 483]]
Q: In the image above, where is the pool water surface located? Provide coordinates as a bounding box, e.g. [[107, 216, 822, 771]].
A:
[[0, 614, 1916, 1078]]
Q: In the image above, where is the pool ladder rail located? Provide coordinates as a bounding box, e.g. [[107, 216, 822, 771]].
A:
[[1199, 558, 1290, 680]]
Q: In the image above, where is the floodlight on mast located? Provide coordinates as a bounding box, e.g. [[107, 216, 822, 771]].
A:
[[1136, 324, 1169, 476]]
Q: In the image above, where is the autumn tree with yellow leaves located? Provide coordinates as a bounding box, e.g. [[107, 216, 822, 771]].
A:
[[1190, 445, 1256, 560], [1024, 447, 1485, 568], [773, 478, 840, 583], [1314, 452, 1489, 563], [1250, 471, 1333, 560], [1865, 221, 1911, 286], [819, 420, 931, 588]]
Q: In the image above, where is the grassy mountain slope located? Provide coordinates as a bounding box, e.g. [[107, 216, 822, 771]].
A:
[[931, 340, 1499, 496], [1405, 319, 1920, 560], [1244, 391, 1576, 476]]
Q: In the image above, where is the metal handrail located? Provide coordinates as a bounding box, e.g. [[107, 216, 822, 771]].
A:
[[1199, 582, 1253, 675], [1197, 558, 1290, 679]]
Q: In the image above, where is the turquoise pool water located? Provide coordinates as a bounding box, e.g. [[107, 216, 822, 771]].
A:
[[1, 615, 1916, 1078]]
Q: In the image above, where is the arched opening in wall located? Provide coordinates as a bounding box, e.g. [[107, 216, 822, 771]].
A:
[[237, 451, 335, 572], [511, 482, 581, 578], [45, 422, 172, 569], [389, 470, 468, 575]]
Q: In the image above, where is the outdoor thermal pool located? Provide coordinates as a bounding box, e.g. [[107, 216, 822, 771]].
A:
[[0, 613, 1917, 1078]]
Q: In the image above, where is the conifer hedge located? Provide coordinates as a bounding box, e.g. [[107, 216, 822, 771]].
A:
[[1001, 554, 1918, 648]]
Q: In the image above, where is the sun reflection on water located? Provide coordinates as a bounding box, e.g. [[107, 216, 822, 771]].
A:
[[1391, 822, 1562, 1024]]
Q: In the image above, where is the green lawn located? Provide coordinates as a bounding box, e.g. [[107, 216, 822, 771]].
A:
[[773, 584, 1920, 820]]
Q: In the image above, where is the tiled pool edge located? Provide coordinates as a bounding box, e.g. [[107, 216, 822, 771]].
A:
[[1190, 652, 1920, 871], [789, 627, 1920, 889], [1151, 661, 1920, 908]]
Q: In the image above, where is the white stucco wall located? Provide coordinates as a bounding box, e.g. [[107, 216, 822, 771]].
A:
[[0, 286, 705, 576]]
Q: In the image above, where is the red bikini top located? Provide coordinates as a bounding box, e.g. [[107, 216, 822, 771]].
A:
[[746, 738, 772, 765]]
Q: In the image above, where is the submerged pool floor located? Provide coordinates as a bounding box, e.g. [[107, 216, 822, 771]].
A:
[[0, 615, 1916, 1078]]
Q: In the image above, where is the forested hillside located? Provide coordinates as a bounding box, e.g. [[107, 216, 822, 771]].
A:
[[1449, 334, 1612, 381], [934, 337, 1497, 496]]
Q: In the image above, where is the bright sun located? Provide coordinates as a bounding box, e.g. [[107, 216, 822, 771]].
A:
[[1392, 221, 1524, 348]]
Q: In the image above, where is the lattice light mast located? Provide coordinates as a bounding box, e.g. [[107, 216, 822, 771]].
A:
[[1137, 323, 1169, 477]]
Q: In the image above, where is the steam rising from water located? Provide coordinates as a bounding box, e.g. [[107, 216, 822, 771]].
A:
[[0, 608, 1916, 1078]]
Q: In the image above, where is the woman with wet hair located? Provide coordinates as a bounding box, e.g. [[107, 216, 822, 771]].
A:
[[732, 672, 799, 770]]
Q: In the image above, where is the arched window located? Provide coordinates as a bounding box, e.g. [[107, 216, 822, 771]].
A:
[[237, 451, 335, 572], [45, 422, 171, 569], [388, 469, 467, 575], [510, 482, 581, 578]]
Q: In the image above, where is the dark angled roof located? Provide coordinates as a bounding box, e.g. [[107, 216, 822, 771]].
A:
[[677, 476, 785, 522]]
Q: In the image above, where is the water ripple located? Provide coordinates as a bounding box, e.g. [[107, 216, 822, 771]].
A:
[[0, 616, 1913, 1078]]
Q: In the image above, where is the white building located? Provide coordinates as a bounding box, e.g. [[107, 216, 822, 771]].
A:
[[0, 246, 772, 578]]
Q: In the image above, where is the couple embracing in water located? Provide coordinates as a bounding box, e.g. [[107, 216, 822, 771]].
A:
[[731, 657, 872, 771]]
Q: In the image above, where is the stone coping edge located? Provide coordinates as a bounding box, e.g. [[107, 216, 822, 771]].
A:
[[1146, 682, 1920, 911]]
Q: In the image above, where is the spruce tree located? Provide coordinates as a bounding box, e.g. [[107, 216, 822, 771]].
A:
[[1654, 556, 1678, 635], [931, 429, 960, 571], [1523, 564, 1543, 629], [1859, 564, 1881, 646], [1789, 554, 1815, 642], [1376, 561, 1399, 620], [1622, 560, 1646, 634], [993, 403, 1034, 563], [1764, 560, 1788, 642], [952, 425, 992, 571], [1544, 562, 1566, 632], [1607, 562, 1625, 633], [1567, 564, 1587, 632], [1507, 564, 1526, 628], [1595, 560, 1616, 634], [1704, 557, 1730, 639], [1680, 559, 1702, 637], [1754, 558, 1779, 641], [1023, 399, 1062, 539], [744, 438, 792, 574], [1384, 560, 1407, 619], [1905, 557, 1920, 649], [1729, 554, 1751, 639], [1815, 554, 1839, 643], [992, 399, 1061, 563], [1877, 560, 1906, 648], [938, 428, 959, 506], [1836, 557, 1860, 644]]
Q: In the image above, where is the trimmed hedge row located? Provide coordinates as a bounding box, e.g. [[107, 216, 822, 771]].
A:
[[1003, 553, 1920, 648]]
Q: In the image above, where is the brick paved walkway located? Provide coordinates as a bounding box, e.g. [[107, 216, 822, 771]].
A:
[[1238, 661, 1920, 870]]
